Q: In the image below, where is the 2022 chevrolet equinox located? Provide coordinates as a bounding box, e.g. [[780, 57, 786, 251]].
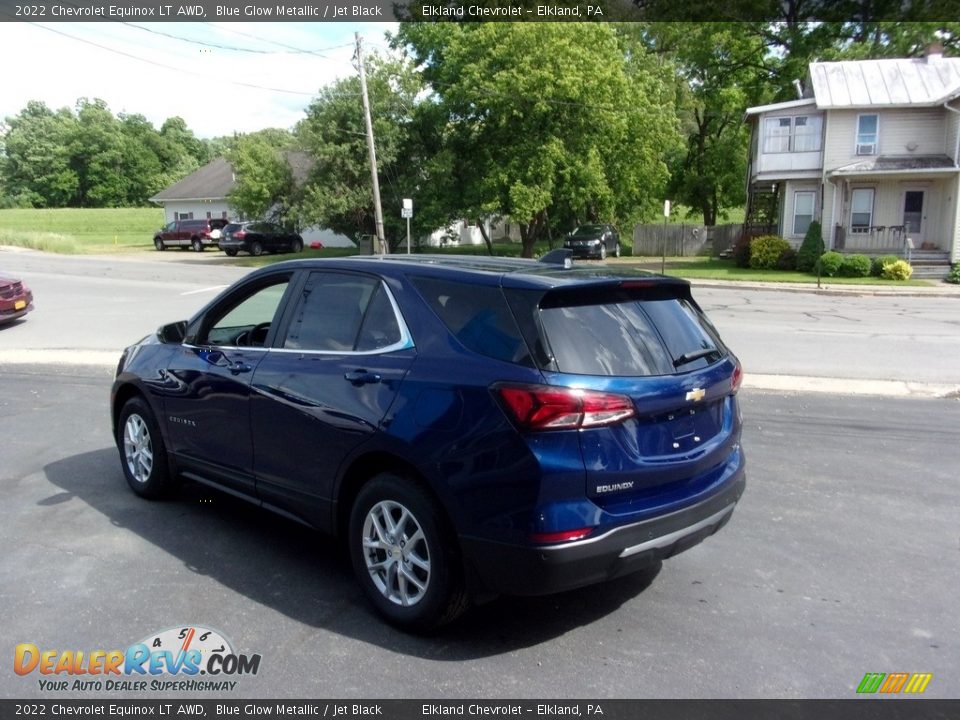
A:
[[111, 255, 746, 630]]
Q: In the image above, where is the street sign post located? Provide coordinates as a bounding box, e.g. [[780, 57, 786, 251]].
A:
[[402, 199, 413, 253]]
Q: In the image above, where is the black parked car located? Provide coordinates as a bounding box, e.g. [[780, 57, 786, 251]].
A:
[[111, 255, 745, 630], [219, 222, 304, 257], [564, 224, 621, 260]]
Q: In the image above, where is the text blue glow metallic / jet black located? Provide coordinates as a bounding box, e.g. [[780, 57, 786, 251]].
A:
[[111, 255, 745, 631]]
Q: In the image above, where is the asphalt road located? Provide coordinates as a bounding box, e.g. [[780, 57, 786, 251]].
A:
[[0, 364, 957, 699], [1, 250, 958, 700], [2, 250, 959, 386]]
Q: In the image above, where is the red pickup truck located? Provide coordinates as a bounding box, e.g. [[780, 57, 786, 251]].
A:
[[153, 218, 229, 252]]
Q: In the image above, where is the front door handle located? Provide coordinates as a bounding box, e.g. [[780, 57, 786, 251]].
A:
[[229, 361, 253, 375], [344, 369, 381, 385]]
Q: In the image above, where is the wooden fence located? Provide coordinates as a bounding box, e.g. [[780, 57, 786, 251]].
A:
[[631, 223, 742, 257]]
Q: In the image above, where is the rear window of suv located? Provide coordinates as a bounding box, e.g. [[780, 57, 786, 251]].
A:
[[537, 295, 724, 377]]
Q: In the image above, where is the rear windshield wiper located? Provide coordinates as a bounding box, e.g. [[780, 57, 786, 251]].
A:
[[673, 347, 722, 368]]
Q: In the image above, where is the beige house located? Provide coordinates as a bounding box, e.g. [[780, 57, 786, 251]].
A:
[[744, 47, 960, 273]]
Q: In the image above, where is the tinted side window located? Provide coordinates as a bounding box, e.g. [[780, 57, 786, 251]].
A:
[[283, 272, 395, 352], [411, 277, 531, 366]]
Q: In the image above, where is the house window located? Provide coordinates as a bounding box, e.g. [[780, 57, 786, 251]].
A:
[[856, 114, 878, 154], [177, 212, 194, 220], [850, 188, 874, 233], [793, 191, 815, 236], [763, 115, 822, 153], [206, 211, 212, 219]]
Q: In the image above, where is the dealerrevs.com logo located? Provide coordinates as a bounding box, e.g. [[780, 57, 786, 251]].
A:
[[15, 626, 262, 692]]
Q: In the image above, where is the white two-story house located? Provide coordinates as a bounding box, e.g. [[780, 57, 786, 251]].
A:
[[744, 47, 960, 269]]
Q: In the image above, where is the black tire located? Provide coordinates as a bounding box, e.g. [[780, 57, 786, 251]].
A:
[[224, 249, 238, 257], [250, 241, 263, 257], [116, 397, 177, 499], [349, 474, 468, 631], [154, 237, 166, 251], [599, 243, 607, 261], [192, 237, 204, 252], [291, 237, 303, 253]]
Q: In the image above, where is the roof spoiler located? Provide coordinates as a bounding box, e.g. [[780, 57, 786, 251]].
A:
[[538, 248, 574, 268]]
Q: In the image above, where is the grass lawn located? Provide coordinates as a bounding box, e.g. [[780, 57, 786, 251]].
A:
[[626, 257, 932, 286], [0, 207, 164, 253]]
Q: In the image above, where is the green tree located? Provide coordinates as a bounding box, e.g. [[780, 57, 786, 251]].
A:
[[1, 101, 78, 207], [640, 23, 772, 225], [398, 22, 681, 257], [296, 53, 425, 249], [226, 130, 296, 226]]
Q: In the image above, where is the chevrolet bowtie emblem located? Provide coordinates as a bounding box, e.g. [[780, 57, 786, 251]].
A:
[[685, 388, 706, 402]]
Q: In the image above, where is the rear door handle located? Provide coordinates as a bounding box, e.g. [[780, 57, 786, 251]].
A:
[[344, 369, 381, 385], [229, 361, 253, 375]]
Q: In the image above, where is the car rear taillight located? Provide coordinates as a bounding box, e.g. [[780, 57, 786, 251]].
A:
[[731, 362, 743, 394], [233, 231, 246, 239], [494, 383, 636, 431]]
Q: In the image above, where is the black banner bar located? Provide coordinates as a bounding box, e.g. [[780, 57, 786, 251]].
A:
[[1, 700, 959, 720], [0, 0, 957, 22]]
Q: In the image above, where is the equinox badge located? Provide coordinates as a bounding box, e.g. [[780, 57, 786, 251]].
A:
[[685, 388, 706, 402]]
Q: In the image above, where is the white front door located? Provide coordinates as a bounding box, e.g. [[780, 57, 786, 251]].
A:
[[902, 190, 925, 245]]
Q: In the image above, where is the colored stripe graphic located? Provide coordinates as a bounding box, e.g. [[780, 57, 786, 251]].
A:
[[879, 673, 910, 693], [857, 673, 885, 694], [904, 673, 933, 694], [857, 672, 932, 694]]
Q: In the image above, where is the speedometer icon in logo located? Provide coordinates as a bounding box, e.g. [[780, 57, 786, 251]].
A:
[[136, 626, 233, 671]]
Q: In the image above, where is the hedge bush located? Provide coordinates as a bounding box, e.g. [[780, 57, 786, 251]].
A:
[[839, 253, 872, 278], [946, 264, 960, 285], [881, 259, 913, 281], [818, 251, 843, 277], [796, 221, 824, 272], [871, 254, 901, 277], [749, 235, 792, 270], [732, 234, 753, 268], [776, 248, 798, 271]]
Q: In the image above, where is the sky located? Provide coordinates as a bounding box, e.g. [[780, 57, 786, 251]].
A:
[[0, 22, 398, 138]]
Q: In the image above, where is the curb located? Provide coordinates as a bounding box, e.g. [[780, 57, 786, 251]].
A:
[[2, 350, 957, 400]]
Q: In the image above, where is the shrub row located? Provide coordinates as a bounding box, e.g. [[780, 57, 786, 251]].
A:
[[732, 225, 913, 281]]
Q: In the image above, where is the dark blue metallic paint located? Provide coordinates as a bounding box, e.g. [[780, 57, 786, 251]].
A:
[[111, 256, 746, 600]]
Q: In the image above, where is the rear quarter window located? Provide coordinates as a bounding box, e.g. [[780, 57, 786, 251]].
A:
[[411, 276, 532, 366]]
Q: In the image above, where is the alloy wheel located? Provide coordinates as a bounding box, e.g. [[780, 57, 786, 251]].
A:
[[361, 500, 431, 607], [123, 414, 153, 484]]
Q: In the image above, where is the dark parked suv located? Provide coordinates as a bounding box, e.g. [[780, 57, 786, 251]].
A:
[[111, 255, 745, 630], [154, 218, 229, 252], [564, 224, 621, 260], [219, 221, 304, 257]]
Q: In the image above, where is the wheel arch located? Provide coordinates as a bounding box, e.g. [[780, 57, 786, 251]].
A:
[[333, 451, 447, 539]]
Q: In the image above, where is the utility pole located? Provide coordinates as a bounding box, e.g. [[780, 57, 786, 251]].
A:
[[355, 32, 387, 255]]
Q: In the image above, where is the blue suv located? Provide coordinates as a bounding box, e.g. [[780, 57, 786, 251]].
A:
[[111, 255, 745, 630]]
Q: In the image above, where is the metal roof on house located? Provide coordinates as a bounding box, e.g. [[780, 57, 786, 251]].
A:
[[809, 56, 960, 109], [828, 154, 958, 177]]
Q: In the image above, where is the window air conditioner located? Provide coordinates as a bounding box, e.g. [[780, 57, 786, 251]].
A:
[[856, 143, 876, 155]]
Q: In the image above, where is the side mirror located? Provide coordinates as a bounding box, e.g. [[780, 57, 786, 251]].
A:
[[157, 320, 187, 344]]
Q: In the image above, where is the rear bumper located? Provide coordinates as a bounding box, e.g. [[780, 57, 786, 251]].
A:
[[460, 471, 745, 596]]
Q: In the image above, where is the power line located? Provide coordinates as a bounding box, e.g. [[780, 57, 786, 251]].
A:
[[123, 22, 355, 58], [27, 23, 319, 97]]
